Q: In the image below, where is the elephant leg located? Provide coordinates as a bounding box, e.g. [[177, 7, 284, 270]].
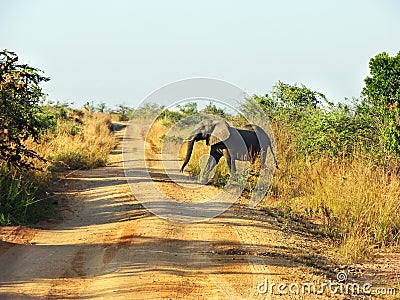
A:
[[269, 146, 279, 169], [261, 150, 267, 169], [201, 148, 222, 182], [222, 149, 236, 173]]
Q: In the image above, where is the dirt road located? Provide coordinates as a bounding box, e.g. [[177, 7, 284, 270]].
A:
[[1, 122, 392, 299]]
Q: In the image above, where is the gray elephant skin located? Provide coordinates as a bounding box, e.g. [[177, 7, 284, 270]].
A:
[[180, 119, 278, 179]]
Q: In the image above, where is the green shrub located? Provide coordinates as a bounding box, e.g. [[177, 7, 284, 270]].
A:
[[0, 50, 51, 169], [0, 165, 53, 225], [203, 102, 225, 117], [363, 51, 400, 156], [158, 110, 183, 126], [296, 105, 379, 158]]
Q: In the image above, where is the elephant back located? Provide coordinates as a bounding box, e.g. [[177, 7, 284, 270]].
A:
[[242, 124, 270, 150]]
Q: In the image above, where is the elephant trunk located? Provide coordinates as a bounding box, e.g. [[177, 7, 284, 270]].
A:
[[180, 136, 196, 172]]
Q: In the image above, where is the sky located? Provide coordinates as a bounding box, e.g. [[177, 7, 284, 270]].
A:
[[1, 0, 399, 109]]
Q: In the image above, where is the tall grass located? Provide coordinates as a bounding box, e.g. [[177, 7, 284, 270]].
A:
[[264, 120, 400, 262], [0, 166, 36, 225], [148, 117, 400, 262], [0, 164, 55, 225], [0, 110, 117, 225], [311, 158, 400, 260], [32, 111, 117, 171]]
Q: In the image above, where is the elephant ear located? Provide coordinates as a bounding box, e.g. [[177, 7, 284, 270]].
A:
[[190, 120, 211, 135], [209, 120, 230, 145]]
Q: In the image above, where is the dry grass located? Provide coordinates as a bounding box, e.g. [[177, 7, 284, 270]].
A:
[[311, 158, 400, 261], [146, 119, 400, 262], [146, 120, 169, 154], [264, 121, 400, 262], [1, 110, 117, 225], [30, 111, 117, 171]]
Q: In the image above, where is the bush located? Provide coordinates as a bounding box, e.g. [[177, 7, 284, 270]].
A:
[[39, 111, 116, 171], [251, 79, 400, 261], [296, 104, 380, 158], [158, 109, 183, 126], [131, 103, 162, 120], [363, 51, 400, 156], [0, 50, 51, 169], [203, 102, 225, 117]]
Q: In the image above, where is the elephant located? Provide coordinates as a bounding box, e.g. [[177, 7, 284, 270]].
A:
[[180, 119, 278, 180]]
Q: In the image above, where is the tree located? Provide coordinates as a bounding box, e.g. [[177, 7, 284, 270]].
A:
[[249, 81, 330, 123], [271, 81, 329, 110], [0, 50, 51, 169], [363, 51, 400, 155], [178, 102, 198, 116], [83, 101, 95, 112], [96, 102, 107, 113], [116, 104, 134, 121], [203, 102, 225, 117]]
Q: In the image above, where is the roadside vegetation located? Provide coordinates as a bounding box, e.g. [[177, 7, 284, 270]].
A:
[[145, 51, 400, 262], [2, 48, 399, 262], [0, 50, 118, 225]]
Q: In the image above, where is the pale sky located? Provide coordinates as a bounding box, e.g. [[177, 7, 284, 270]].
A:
[[1, 0, 399, 108]]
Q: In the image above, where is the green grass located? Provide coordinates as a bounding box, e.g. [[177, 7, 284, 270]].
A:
[[0, 165, 57, 225]]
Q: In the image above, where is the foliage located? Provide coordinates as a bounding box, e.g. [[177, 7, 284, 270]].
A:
[[131, 103, 162, 120], [240, 77, 400, 261], [203, 102, 225, 117], [157, 109, 182, 126], [250, 81, 384, 160], [83, 101, 108, 113], [363, 51, 400, 156], [157, 102, 201, 126], [297, 104, 380, 158], [0, 50, 51, 169], [271, 81, 329, 110], [0, 165, 35, 225], [0, 50, 117, 226], [97, 102, 107, 113], [115, 104, 134, 121], [83, 101, 95, 112], [156, 101, 230, 127], [0, 106, 116, 225], [251, 81, 331, 120], [178, 102, 198, 116], [41, 110, 116, 171], [0, 163, 57, 225]]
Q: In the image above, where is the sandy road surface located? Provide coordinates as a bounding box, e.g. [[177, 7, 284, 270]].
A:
[[0, 122, 377, 299]]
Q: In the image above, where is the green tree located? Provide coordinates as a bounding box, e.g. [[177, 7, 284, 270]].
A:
[[130, 103, 161, 120], [83, 101, 95, 112], [271, 81, 329, 110], [116, 104, 134, 121], [0, 50, 51, 169], [178, 102, 198, 116], [203, 102, 225, 117], [96, 102, 107, 113], [297, 103, 379, 158], [363, 51, 400, 155], [250, 81, 330, 122]]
